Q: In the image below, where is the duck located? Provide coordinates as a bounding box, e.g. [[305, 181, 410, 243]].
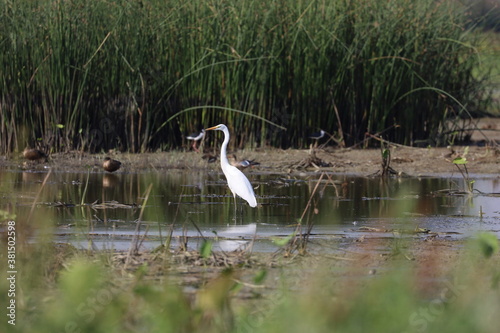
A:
[[202, 153, 217, 163], [103, 157, 122, 172], [23, 148, 48, 162]]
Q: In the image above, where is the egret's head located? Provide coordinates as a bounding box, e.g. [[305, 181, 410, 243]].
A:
[[205, 124, 227, 132]]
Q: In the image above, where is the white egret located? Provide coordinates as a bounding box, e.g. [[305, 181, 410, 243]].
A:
[[205, 124, 257, 208], [186, 129, 205, 152]]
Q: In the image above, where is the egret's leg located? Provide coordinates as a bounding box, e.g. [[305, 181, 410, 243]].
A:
[[238, 198, 244, 219], [233, 194, 237, 222]]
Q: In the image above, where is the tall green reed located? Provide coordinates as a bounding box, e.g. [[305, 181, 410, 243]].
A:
[[0, 0, 492, 153]]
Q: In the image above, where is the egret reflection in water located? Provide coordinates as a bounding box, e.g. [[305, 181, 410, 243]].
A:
[[1, 168, 499, 252]]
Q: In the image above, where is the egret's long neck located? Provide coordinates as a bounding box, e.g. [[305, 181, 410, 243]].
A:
[[220, 128, 230, 168]]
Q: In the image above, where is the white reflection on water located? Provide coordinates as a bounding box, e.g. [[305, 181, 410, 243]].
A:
[[1, 169, 499, 252]]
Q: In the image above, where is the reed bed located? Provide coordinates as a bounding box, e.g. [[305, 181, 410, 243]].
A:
[[0, 0, 493, 153]]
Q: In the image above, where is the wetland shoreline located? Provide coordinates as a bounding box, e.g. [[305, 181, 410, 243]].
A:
[[1, 141, 499, 332], [5, 144, 499, 176]]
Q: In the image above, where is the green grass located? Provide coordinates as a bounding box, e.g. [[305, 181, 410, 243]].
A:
[[476, 30, 500, 115], [0, 0, 496, 153], [0, 231, 499, 333]]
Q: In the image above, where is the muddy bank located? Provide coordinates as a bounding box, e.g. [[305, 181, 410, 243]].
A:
[[3, 117, 500, 175], [4, 144, 498, 177]]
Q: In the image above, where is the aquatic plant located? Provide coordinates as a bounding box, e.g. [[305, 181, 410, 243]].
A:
[[1, 229, 499, 333], [452, 146, 475, 193], [0, 0, 493, 153]]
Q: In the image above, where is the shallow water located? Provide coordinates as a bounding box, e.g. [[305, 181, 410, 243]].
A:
[[1, 167, 499, 252]]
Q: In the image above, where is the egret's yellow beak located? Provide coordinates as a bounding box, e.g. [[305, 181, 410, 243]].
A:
[[205, 125, 219, 131]]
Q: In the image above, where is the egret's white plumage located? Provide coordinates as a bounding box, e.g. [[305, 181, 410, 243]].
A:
[[205, 124, 257, 207]]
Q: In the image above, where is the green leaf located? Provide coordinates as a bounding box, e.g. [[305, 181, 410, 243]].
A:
[[382, 149, 390, 159], [253, 269, 268, 284], [200, 240, 213, 258], [452, 157, 467, 165], [271, 232, 296, 246], [476, 232, 499, 258], [0, 209, 16, 221], [56, 124, 65, 129], [463, 146, 469, 157]]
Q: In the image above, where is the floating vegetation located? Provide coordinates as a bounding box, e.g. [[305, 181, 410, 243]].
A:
[[49, 200, 139, 210], [90, 201, 139, 210]]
